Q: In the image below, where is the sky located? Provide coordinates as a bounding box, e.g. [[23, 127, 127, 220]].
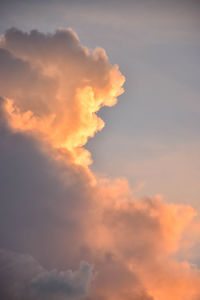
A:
[[0, 1, 200, 300]]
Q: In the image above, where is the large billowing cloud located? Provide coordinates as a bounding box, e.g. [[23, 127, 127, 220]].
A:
[[0, 27, 124, 167], [0, 28, 200, 300]]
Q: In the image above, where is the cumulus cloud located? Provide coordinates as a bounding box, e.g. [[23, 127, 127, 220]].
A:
[[0, 249, 93, 300], [0, 27, 200, 300], [31, 261, 93, 297], [0, 27, 125, 167]]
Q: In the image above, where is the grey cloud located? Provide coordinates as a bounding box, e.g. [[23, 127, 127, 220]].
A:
[[0, 100, 93, 268], [0, 249, 93, 300], [31, 261, 93, 297]]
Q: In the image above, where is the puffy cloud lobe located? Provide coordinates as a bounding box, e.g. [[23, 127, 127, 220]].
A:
[[31, 261, 93, 297], [0, 249, 93, 300], [101, 182, 200, 300], [96, 184, 200, 300], [0, 48, 57, 115], [0, 27, 125, 167]]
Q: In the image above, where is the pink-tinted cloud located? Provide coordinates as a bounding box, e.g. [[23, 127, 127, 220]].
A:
[[0, 28, 200, 300], [1, 28, 124, 167]]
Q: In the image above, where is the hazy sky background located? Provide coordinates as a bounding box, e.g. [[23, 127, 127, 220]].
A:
[[1, 0, 200, 205]]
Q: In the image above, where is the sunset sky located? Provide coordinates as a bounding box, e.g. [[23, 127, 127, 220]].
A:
[[0, 1, 200, 300], [1, 0, 200, 204]]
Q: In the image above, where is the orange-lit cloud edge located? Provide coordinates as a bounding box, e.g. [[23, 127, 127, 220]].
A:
[[1, 28, 200, 300]]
